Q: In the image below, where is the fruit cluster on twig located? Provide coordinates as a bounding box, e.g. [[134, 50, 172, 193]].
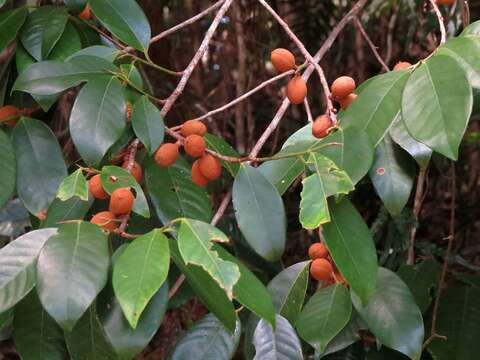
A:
[[308, 242, 347, 287]]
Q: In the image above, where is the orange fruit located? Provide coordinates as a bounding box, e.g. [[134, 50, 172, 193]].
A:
[[122, 160, 143, 183], [393, 61, 412, 71], [181, 120, 207, 137], [109, 188, 135, 215], [310, 258, 333, 281], [155, 143, 179, 167], [286, 76, 307, 104], [271, 48, 296, 73], [191, 160, 209, 187], [79, 5, 92, 20], [331, 76, 356, 100], [308, 243, 329, 260], [91, 211, 117, 231], [312, 115, 333, 139], [0, 105, 20, 126], [338, 93, 357, 110], [198, 154, 222, 180], [184, 134, 206, 157], [89, 174, 109, 200]]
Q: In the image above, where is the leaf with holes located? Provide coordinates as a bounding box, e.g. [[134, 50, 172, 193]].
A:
[[132, 96, 164, 155], [57, 169, 88, 202]]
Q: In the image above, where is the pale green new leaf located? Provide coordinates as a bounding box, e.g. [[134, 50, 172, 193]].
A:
[[57, 169, 88, 201]]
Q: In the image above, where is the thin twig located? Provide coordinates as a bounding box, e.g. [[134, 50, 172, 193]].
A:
[[429, 0, 447, 45], [354, 17, 390, 72], [407, 166, 428, 265], [161, 0, 235, 117], [304, 98, 313, 123]]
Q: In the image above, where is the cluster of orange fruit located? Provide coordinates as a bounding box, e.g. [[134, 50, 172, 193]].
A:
[[308, 242, 347, 286], [0, 105, 22, 126], [154, 120, 222, 187]]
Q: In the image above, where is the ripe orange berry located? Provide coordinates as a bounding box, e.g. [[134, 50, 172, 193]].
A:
[[91, 211, 117, 231], [436, 0, 455, 5], [89, 174, 109, 200], [331, 76, 356, 100], [338, 93, 357, 110], [271, 48, 296, 73], [155, 143, 179, 167], [310, 258, 334, 281], [393, 61, 412, 71], [122, 160, 143, 183], [184, 134, 206, 157], [198, 154, 222, 181], [191, 160, 209, 187], [109, 187, 135, 215], [286, 76, 307, 105], [312, 115, 333, 139], [181, 120, 207, 137], [0, 105, 20, 126], [334, 270, 348, 286], [308, 243, 329, 260], [79, 5, 92, 20]]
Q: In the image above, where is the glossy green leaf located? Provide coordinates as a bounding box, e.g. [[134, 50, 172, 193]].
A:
[[41, 196, 93, 228], [341, 70, 410, 145], [352, 267, 424, 360], [36, 221, 109, 331], [64, 305, 117, 359], [300, 153, 354, 229], [64, 0, 88, 13], [89, 0, 151, 52], [428, 285, 480, 360], [321, 313, 364, 357], [113, 229, 169, 329], [170, 313, 241, 360], [145, 157, 212, 224], [296, 284, 352, 353], [70, 76, 126, 165], [13, 291, 67, 360], [437, 35, 480, 88], [99, 283, 168, 360], [67, 45, 120, 62], [169, 240, 237, 332], [397, 259, 441, 313], [131, 96, 164, 155], [253, 314, 303, 360], [267, 261, 310, 324], [0, 7, 28, 53], [13, 55, 116, 96], [233, 164, 286, 262], [0, 128, 15, 209], [368, 135, 415, 216], [178, 219, 240, 299], [214, 245, 275, 326], [0, 199, 30, 238], [57, 169, 89, 202], [204, 134, 241, 176], [48, 22, 82, 61], [402, 55, 472, 160], [389, 114, 432, 168], [0, 228, 56, 312], [12, 118, 67, 215], [322, 199, 378, 304], [258, 156, 304, 195], [20, 6, 68, 61], [460, 20, 480, 36], [100, 165, 150, 218]]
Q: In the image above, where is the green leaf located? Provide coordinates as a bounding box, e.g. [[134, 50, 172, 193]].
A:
[[20, 6, 68, 61], [321, 313, 364, 357], [389, 114, 432, 168], [113, 229, 169, 329], [13, 55, 116, 96], [89, 0, 151, 52], [322, 199, 378, 304], [41, 196, 93, 228], [170, 313, 241, 360], [12, 118, 67, 215], [0, 228, 57, 312], [0, 128, 15, 209], [300, 153, 354, 229], [341, 70, 410, 145], [145, 156, 212, 224], [352, 267, 424, 360], [402, 55, 472, 160], [99, 283, 168, 360], [214, 245, 276, 326], [232, 164, 286, 262], [64, 0, 88, 13], [253, 314, 303, 360], [258, 156, 305, 195], [67, 45, 120, 62], [57, 169, 89, 202], [131, 96, 164, 155], [428, 285, 480, 360], [100, 165, 150, 218], [460, 20, 480, 36], [0, 7, 28, 53], [64, 305, 117, 359], [437, 35, 480, 88], [169, 239, 237, 332], [368, 135, 415, 216], [397, 259, 441, 313], [204, 134, 241, 176], [13, 291, 67, 360], [36, 221, 109, 331], [267, 261, 310, 324], [70, 76, 126, 165], [48, 22, 82, 61], [178, 219, 240, 299], [296, 284, 352, 353]]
